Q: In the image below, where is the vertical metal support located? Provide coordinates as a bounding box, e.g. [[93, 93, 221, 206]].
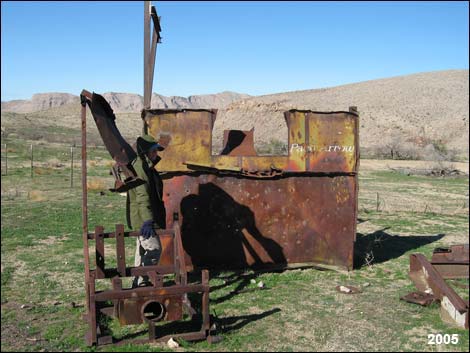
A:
[[89, 271, 97, 345], [3, 143, 7, 176], [143, 1, 152, 135], [81, 100, 91, 315], [144, 1, 151, 110], [350, 106, 359, 245], [143, 1, 161, 135], [201, 270, 210, 332], [148, 322, 157, 341], [173, 228, 180, 284], [148, 29, 158, 100], [30, 143, 33, 178], [70, 145, 74, 188], [95, 225, 105, 279], [174, 221, 187, 285], [115, 224, 126, 277]]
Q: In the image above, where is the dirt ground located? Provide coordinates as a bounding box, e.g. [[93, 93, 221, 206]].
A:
[[360, 159, 469, 174]]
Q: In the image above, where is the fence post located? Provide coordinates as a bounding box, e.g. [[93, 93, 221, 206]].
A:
[[70, 145, 74, 188], [30, 144, 34, 178], [2, 143, 6, 176], [376, 192, 380, 212]]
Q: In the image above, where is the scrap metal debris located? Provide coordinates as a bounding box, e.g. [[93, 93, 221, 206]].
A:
[[400, 291, 438, 306], [403, 246, 469, 329]]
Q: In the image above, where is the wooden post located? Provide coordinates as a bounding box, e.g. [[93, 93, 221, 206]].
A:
[[376, 192, 380, 212]]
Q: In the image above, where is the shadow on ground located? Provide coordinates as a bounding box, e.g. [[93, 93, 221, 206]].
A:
[[354, 228, 445, 269], [111, 308, 281, 344]]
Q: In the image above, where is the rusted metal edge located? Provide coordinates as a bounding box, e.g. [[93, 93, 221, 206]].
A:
[[94, 284, 209, 301], [431, 263, 469, 280], [160, 168, 358, 181], [87, 229, 174, 240], [189, 261, 350, 274], [90, 265, 177, 278], [284, 109, 359, 117], [409, 253, 468, 329], [431, 245, 469, 279], [143, 108, 218, 115]]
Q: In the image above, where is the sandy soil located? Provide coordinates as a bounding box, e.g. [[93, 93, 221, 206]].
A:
[[359, 159, 469, 174]]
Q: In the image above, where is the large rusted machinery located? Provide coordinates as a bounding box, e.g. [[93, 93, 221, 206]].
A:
[[143, 107, 359, 271], [79, 0, 360, 346], [80, 91, 216, 346], [79, 2, 217, 346]]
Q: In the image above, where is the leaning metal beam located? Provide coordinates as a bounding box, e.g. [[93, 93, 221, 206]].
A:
[[409, 253, 468, 329]]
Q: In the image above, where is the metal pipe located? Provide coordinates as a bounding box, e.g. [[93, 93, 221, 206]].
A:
[[70, 145, 74, 188], [30, 143, 33, 178], [141, 300, 166, 323]]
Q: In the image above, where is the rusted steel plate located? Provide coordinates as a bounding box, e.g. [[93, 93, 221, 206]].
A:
[[144, 108, 359, 271], [144, 109, 217, 172], [431, 245, 469, 279], [88, 93, 137, 166], [145, 109, 358, 174], [163, 174, 357, 271], [432, 245, 469, 263], [284, 110, 359, 173], [117, 295, 182, 325]]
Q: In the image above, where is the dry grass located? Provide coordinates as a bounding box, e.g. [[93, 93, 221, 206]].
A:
[[28, 190, 47, 202], [86, 177, 108, 191]]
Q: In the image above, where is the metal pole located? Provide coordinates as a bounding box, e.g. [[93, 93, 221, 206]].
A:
[[70, 145, 74, 188], [30, 144, 33, 178], [143, 1, 151, 135], [81, 98, 90, 313], [144, 1, 151, 109], [2, 143, 8, 175]]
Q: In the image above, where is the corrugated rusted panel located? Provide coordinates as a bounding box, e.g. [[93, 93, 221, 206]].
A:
[[163, 174, 356, 271], [144, 109, 216, 172]]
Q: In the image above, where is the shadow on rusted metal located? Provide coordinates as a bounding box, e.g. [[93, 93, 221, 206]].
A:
[[143, 107, 360, 271]]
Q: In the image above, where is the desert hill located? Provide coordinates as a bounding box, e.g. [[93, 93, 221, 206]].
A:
[[1, 69, 468, 160]]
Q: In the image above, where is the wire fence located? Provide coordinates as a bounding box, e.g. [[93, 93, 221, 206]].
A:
[[0, 142, 118, 207], [1, 142, 110, 182], [1, 141, 468, 216]]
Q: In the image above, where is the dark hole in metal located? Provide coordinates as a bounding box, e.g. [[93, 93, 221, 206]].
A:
[[142, 301, 166, 323]]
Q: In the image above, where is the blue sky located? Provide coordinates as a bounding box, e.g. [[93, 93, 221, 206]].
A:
[[1, 1, 468, 101]]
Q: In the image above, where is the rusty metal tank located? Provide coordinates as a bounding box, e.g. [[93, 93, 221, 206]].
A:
[[143, 107, 359, 271]]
